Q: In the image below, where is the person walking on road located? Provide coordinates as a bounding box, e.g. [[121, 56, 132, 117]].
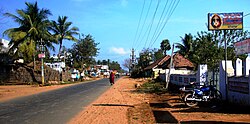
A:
[[109, 71, 115, 85]]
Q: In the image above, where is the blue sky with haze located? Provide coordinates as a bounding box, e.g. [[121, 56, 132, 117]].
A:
[[1, 0, 250, 66]]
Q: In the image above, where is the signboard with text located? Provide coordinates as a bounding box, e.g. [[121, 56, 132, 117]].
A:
[[208, 12, 243, 30], [235, 38, 250, 55]]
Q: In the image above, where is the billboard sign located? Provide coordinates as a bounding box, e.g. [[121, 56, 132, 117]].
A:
[[208, 12, 243, 30], [235, 38, 250, 55]]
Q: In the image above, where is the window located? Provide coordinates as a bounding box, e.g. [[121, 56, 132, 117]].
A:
[[179, 77, 183, 82], [190, 78, 196, 82]]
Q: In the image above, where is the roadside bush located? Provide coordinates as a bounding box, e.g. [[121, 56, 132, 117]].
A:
[[137, 80, 166, 94]]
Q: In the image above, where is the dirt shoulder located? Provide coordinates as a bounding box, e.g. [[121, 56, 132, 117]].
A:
[[0, 79, 100, 102], [0, 84, 75, 102]]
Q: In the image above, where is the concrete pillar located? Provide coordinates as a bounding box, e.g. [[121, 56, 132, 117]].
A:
[[196, 64, 207, 86], [219, 61, 226, 100], [245, 55, 250, 76], [235, 58, 242, 76], [219, 60, 234, 100]]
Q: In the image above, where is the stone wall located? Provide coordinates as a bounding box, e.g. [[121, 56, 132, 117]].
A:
[[0, 62, 72, 85]]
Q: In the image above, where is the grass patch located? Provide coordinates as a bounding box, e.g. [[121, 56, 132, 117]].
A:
[[137, 80, 167, 94]]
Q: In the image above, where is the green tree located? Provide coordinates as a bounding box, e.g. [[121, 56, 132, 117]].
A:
[[212, 30, 250, 61], [175, 33, 194, 59], [153, 48, 164, 61], [102, 60, 108, 65], [109, 61, 121, 71], [191, 32, 223, 70], [96, 60, 102, 65], [49, 16, 79, 60], [212, 30, 250, 47], [189, 30, 250, 70], [3, 2, 54, 63], [138, 48, 153, 69], [160, 39, 171, 55], [68, 34, 99, 69]]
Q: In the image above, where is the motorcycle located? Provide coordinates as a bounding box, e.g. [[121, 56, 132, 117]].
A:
[[184, 84, 222, 107], [179, 82, 197, 100]]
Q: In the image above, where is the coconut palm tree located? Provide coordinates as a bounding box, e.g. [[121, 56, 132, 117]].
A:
[[3, 2, 55, 63], [49, 16, 79, 60], [175, 33, 194, 59], [160, 39, 171, 56]]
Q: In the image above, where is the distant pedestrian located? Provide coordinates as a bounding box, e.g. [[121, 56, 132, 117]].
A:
[[109, 71, 115, 85]]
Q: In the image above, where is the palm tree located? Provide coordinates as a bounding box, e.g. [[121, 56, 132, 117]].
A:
[[49, 16, 79, 60], [160, 39, 171, 56], [175, 33, 194, 58], [3, 2, 54, 63]]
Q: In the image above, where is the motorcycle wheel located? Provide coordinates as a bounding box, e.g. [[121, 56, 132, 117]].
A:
[[184, 93, 198, 107], [211, 90, 222, 105], [179, 92, 186, 101]]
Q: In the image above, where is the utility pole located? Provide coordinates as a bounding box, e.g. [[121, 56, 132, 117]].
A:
[[39, 39, 45, 86], [130, 48, 136, 72], [223, 30, 228, 101], [166, 43, 175, 89]]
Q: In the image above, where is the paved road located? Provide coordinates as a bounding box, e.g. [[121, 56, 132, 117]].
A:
[[0, 78, 115, 124]]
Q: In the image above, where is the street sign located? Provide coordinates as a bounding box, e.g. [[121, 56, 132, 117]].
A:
[[38, 53, 45, 58]]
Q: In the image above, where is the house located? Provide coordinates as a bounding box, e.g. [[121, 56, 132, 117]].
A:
[[144, 53, 195, 80], [160, 53, 195, 72], [144, 55, 170, 79], [45, 62, 65, 72]]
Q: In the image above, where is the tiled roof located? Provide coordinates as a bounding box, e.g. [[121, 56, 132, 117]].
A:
[[144, 55, 170, 70], [161, 53, 194, 69], [144, 53, 194, 70]]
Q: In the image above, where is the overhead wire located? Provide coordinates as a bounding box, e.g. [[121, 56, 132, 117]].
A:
[[132, 0, 146, 48], [134, 0, 153, 50], [143, 0, 161, 48], [150, 0, 180, 47], [148, 0, 175, 47], [133, 0, 180, 53], [148, 0, 169, 47], [148, 0, 176, 45]]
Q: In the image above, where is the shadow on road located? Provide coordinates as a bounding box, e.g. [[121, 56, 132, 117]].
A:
[[152, 110, 178, 123]]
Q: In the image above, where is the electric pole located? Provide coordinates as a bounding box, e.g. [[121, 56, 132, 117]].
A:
[[38, 39, 45, 86], [130, 48, 136, 72]]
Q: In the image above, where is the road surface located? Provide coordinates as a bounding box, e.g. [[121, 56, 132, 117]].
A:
[[0, 78, 114, 124]]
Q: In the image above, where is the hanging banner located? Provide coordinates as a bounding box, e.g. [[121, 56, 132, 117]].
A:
[[208, 12, 243, 30]]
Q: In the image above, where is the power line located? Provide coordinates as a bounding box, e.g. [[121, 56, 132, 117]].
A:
[[134, 0, 153, 50], [132, 0, 146, 48], [143, 0, 161, 48], [149, 0, 176, 47], [148, 0, 169, 47], [133, 0, 180, 51], [150, 0, 180, 47]]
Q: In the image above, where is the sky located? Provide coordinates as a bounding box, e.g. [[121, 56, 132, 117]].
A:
[[0, 0, 250, 68]]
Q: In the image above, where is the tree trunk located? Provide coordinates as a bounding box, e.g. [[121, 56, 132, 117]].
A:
[[58, 40, 63, 82], [33, 53, 36, 70]]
